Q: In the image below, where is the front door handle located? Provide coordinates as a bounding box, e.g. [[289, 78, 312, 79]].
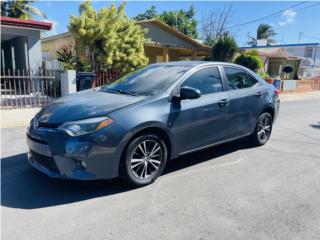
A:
[[218, 99, 229, 107], [255, 92, 262, 98]]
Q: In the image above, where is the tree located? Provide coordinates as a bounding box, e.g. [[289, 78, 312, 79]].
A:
[[133, 5, 157, 21], [1, 0, 45, 19], [234, 50, 262, 72], [248, 23, 277, 46], [69, 0, 148, 73], [201, 4, 236, 46], [134, 6, 198, 39], [211, 33, 238, 62]]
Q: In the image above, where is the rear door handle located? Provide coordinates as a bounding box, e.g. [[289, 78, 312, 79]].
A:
[[255, 92, 262, 98], [218, 99, 229, 107]]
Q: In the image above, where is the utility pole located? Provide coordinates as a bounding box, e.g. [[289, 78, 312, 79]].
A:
[[175, 11, 178, 30], [298, 32, 303, 43]]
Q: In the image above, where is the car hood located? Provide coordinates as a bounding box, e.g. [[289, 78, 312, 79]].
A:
[[37, 89, 146, 124]]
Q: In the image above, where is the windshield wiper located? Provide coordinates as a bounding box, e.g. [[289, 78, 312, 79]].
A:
[[102, 88, 138, 96]]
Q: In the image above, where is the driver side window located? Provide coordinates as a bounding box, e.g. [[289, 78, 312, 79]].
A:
[[181, 67, 222, 95]]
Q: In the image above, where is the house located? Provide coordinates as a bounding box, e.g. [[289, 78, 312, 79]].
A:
[[240, 43, 320, 79], [1, 16, 52, 72], [41, 19, 211, 70], [248, 47, 302, 80]]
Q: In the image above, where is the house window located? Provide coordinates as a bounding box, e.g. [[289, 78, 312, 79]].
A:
[[304, 47, 313, 58], [42, 51, 51, 61]]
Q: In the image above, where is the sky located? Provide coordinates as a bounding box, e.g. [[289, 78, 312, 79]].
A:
[[34, 1, 320, 47]]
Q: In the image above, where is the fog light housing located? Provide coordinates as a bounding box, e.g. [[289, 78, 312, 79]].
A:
[[75, 160, 87, 170]]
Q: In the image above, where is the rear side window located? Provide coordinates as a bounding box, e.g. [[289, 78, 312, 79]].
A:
[[224, 67, 260, 90], [182, 67, 222, 95]]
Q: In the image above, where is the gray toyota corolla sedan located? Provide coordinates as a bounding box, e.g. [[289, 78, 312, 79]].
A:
[[27, 61, 280, 186]]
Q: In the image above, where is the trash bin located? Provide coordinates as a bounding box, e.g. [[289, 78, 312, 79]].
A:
[[76, 72, 96, 91]]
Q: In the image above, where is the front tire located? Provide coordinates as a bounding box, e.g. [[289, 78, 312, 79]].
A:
[[120, 133, 168, 187], [250, 112, 273, 146]]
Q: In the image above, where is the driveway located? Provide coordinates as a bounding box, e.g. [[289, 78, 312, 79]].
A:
[[1, 100, 320, 240]]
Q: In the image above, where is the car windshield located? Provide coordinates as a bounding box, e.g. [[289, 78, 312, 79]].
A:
[[101, 64, 189, 95]]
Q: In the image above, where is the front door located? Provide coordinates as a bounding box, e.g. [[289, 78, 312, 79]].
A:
[[170, 66, 230, 153]]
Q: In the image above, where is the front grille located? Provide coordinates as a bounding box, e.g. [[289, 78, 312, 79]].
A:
[[30, 150, 59, 172], [38, 122, 61, 129], [27, 133, 48, 144]]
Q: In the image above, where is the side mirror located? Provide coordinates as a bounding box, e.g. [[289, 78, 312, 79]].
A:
[[179, 86, 201, 100]]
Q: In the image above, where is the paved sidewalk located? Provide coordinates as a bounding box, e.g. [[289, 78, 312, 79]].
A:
[[0, 91, 319, 129], [1, 108, 40, 129], [280, 91, 320, 102]]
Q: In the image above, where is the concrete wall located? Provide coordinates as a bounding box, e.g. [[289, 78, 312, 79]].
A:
[[1, 26, 43, 71]]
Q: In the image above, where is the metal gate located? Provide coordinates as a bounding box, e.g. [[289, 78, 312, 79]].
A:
[[1, 69, 61, 109]]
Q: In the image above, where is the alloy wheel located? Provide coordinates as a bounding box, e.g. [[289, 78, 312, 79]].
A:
[[130, 140, 162, 180], [257, 115, 272, 141]]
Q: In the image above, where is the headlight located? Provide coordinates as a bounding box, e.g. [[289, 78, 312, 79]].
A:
[[58, 117, 113, 136]]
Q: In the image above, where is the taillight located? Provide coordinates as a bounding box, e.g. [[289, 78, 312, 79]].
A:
[[274, 89, 279, 95]]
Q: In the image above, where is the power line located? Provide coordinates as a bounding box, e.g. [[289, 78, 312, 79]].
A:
[[223, 1, 313, 30], [301, 33, 320, 41], [261, 2, 320, 23]]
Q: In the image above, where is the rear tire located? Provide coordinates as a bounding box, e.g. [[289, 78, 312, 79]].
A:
[[120, 133, 168, 187], [250, 112, 273, 146]]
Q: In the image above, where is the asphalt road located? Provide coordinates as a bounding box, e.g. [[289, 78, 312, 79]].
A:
[[1, 100, 320, 240]]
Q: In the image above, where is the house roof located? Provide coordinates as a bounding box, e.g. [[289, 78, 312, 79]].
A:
[[257, 48, 301, 60], [41, 31, 72, 42], [0, 16, 52, 30], [136, 19, 210, 50], [41, 19, 210, 50], [240, 42, 320, 49]]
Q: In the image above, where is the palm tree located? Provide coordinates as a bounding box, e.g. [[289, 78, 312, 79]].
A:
[[1, 0, 46, 20], [248, 23, 277, 46]]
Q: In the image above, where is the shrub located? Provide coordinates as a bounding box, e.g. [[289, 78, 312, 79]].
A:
[[56, 45, 77, 70], [211, 34, 238, 62], [57, 45, 92, 72], [234, 50, 262, 72]]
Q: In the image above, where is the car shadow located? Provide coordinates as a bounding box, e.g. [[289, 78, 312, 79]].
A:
[[1, 139, 251, 209]]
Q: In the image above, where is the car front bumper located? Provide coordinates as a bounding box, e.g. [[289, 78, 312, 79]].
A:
[[26, 121, 129, 180]]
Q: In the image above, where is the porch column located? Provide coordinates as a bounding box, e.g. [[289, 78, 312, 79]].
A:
[[163, 47, 169, 62], [191, 49, 197, 60]]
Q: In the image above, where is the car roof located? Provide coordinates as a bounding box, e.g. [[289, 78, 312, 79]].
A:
[[151, 61, 244, 68]]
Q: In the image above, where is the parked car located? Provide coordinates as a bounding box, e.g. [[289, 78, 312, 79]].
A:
[[26, 61, 280, 186]]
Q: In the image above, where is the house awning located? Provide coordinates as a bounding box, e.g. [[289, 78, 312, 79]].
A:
[[0, 16, 52, 30]]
